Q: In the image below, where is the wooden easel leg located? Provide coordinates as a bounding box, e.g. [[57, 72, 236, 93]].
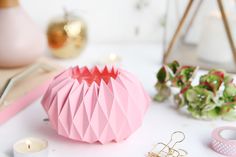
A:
[[217, 0, 236, 63], [163, 0, 194, 64]]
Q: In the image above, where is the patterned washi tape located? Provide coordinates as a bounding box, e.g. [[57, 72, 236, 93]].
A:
[[211, 126, 236, 157]]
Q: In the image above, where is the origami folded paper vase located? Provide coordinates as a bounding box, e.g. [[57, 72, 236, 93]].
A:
[[41, 66, 150, 144]]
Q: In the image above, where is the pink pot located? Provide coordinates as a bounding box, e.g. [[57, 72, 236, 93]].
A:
[[0, 4, 46, 68], [41, 66, 150, 144]]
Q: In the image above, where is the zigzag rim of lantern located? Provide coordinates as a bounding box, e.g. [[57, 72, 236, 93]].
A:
[[41, 66, 150, 144]]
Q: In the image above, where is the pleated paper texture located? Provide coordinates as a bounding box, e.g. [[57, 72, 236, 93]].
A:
[[41, 66, 150, 144]]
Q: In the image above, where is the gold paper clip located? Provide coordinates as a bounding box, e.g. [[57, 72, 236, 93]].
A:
[[0, 63, 55, 106], [147, 131, 187, 157]]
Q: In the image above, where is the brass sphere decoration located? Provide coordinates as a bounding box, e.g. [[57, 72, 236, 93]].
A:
[[47, 10, 87, 59]]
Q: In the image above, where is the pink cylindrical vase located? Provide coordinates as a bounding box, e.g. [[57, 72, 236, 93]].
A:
[[41, 66, 150, 144]]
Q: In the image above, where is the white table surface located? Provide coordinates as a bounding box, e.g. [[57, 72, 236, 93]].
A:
[[0, 43, 235, 157]]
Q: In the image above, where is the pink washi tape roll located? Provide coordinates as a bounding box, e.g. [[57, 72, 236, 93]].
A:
[[211, 126, 236, 157]]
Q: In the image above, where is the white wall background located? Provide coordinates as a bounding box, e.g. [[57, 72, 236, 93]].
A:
[[19, 0, 178, 43], [20, 0, 236, 43]]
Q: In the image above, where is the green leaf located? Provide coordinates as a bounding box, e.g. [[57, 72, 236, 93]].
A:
[[179, 66, 197, 81], [223, 83, 236, 98], [188, 106, 201, 119], [224, 75, 233, 85], [221, 102, 236, 121], [154, 93, 167, 102], [167, 60, 180, 74], [185, 86, 214, 106], [157, 66, 168, 83], [172, 66, 197, 88], [174, 94, 185, 108], [202, 103, 217, 112], [199, 71, 224, 94], [220, 102, 236, 121], [185, 88, 197, 103], [154, 83, 171, 102], [204, 107, 221, 119]]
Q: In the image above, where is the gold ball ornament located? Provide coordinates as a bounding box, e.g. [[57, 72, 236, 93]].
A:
[[47, 13, 87, 59]]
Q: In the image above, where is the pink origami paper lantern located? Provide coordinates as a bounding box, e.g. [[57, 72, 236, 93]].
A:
[[41, 66, 150, 144]]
